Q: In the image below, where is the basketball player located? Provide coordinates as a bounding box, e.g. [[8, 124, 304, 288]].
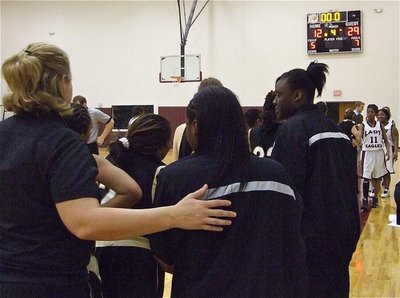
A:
[[73, 95, 114, 155], [171, 77, 223, 161], [151, 86, 308, 297], [96, 114, 172, 298], [377, 107, 399, 198], [271, 61, 360, 298], [359, 104, 390, 211], [249, 90, 282, 157]]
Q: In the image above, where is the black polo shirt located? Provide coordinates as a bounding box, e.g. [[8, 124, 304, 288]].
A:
[[0, 113, 99, 285]]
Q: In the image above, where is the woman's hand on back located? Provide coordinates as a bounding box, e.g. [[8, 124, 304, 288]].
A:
[[170, 184, 236, 231]]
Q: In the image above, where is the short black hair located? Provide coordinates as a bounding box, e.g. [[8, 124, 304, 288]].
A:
[[367, 104, 378, 113], [244, 108, 262, 128], [72, 95, 87, 105]]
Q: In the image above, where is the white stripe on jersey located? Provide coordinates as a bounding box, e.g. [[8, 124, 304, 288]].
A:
[[308, 132, 350, 146], [203, 181, 296, 201]]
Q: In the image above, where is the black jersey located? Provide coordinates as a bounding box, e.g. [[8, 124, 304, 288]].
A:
[[150, 154, 307, 298], [249, 122, 282, 157], [96, 153, 165, 297], [178, 127, 192, 159], [118, 152, 164, 209], [271, 105, 360, 264], [338, 119, 356, 141], [338, 119, 358, 158]]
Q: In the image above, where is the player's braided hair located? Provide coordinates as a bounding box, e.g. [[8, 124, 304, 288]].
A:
[[108, 113, 171, 167]]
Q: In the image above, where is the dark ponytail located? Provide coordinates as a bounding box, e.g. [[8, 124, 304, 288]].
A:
[[108, 114, 171, 168], [306, 61, 329, 98], [277, 61, 329, 103]]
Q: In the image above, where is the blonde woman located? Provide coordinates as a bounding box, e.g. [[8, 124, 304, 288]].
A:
[[0, 43, 236, 297]]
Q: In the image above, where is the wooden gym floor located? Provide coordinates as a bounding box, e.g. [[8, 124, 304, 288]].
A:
[[100, 148, 400, 297], [349, 167, 400, 297]]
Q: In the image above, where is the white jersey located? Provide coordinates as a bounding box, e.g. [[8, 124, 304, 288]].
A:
[[87, 107, 111, 144], [362, 121, 385, 151], [384, 120, 394, 147], [384, 120, 396, 173]]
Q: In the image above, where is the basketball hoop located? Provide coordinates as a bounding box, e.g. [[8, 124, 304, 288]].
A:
[[171, 75, 185, 87]]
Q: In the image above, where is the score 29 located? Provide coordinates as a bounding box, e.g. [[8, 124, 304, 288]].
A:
[[346, 26, 360, 36]]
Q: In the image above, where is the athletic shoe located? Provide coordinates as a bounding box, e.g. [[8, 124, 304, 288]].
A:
[[381, 189, 390, 198], [361, 198, 369, 212], [368, 188, 375, 198], [371, 197, 379, 208]]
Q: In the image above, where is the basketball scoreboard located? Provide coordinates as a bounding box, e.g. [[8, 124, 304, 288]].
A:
[[307, 10, 362, 54]]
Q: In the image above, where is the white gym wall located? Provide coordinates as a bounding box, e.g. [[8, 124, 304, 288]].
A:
[[1, 1, 399, 122]]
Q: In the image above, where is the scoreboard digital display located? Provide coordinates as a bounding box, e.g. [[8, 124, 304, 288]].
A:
[[307, 10, 362, 54]]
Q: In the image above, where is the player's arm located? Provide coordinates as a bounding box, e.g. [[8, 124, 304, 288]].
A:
[[356, 123, 364, 143], [56, 184, 236, 241], [381, 123, 390, 160], [97, 118, 114, 146], [171, 124, 185, 162], [351, 124, 361, 147], [391, 123, 399, 161], [93, 154, 142, 208]]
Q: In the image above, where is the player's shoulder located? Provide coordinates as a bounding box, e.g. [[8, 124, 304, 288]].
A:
[[162, 154, 205, 175], [249, 155, 288, 175]]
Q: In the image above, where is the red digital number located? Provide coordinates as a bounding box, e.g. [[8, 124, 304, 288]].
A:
[[314, 29, 323, 38], [309, 41, 316, 50], [346, 26, 360, 36], [354, 39, 360, 47]]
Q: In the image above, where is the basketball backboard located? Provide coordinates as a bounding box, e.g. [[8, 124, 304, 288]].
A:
[[159, 54, 202, 83]]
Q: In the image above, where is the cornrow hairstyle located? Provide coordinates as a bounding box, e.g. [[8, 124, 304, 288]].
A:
[[276, 61, 329, 103], [378, 108, 391, 120], [367, 104, 378, 114], [186, 86, 250, 185], [108, 113, 171, 168], [64, 103, 91, 141], [2, 42, 71, 116]]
